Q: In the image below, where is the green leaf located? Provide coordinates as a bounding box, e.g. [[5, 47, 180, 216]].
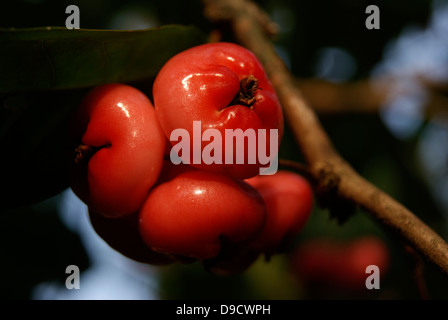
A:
[[0, 25, 206, 211], [0, 25, 206, 94]]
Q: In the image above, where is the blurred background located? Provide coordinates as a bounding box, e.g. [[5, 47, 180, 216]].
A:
[[1, 0, 448, 299]]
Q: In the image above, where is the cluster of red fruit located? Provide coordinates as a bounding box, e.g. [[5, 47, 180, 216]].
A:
[[69, 42, 314, 274]]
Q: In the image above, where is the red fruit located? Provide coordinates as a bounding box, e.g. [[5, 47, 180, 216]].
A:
[[69, 83, 165, 218], [138, 168, 267, 261], [290, 236, 390, 293], [340, 236, 390, 290], [246, 170, 314, 255], [89, 209, 173, 265], [153, 42, 283, 179]]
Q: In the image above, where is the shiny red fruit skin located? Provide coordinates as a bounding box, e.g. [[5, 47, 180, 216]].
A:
[[153, 42, 284, 179], [138, 168, 267, 261], [70, 83, 166, 218], [246, 170, 314, 255]]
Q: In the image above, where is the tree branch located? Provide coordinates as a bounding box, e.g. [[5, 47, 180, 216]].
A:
[[203, 0, 448, 275], [296, 78, 448, 119], [296, 78, 383, 114]]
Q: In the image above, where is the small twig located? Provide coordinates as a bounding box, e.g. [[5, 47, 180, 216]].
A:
[[403, 244, 430, 300], [278, 158, 312, 181]]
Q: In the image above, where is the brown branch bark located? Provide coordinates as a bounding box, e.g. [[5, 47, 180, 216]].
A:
[[203, 0, 448, 275], [296, 77, 448, 119], [296, 78, 383, 114]]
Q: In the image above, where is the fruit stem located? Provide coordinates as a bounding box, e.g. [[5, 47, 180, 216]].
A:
[[229, 75, 259, 107], [74, 144, 100, 164]]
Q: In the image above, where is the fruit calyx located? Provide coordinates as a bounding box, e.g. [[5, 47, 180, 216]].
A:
[[229, 75, 259, 107], [74, 144, 104, 164]]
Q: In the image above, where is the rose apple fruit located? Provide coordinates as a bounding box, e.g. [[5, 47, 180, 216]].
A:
[[70, 83, 165, 218], [246, 170, 314, 255], [153, 42, 284, 179], [138, 166, 267, 261], [290, 236, 390, 293]]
